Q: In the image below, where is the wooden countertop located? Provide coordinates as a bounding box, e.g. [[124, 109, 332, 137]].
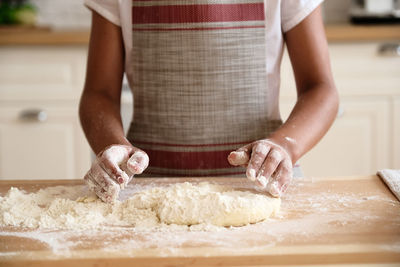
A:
[[325, 24, 400, 42], [0, 175, 399, 266], [0, 26, 90, 46], [0, 24, 399, 45]]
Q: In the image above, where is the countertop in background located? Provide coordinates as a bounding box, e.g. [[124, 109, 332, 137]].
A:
[[0, 24, 400, 45]]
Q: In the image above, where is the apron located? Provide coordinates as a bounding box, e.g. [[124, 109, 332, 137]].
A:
[[128, 0, 282, 177]]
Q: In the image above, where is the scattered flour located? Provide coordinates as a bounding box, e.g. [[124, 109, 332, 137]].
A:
[[1, 177, 399, 255], [0, 182, 280, 230]]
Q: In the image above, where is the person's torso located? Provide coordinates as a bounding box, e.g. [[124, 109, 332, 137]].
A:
[[119, 0, 285, 176]]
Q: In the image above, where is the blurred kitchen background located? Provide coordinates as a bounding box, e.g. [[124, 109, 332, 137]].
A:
[[0, 0, 399, 180]]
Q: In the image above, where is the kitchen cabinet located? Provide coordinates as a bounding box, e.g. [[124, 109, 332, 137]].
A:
[[281, 99, 391, 176], [0, 47, 91, 180], [0, 105, 90, 180], [0, 46, 86, 101], [280, 42, 400, 176]]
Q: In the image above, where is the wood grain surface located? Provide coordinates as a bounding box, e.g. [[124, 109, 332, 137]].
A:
[[0, 175, 399, 267]]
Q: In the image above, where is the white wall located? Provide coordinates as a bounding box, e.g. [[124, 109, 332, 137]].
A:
[[31, 0, 91, 29]]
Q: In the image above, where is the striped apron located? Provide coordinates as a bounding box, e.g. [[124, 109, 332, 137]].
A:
[[128, 0, 282, 177]]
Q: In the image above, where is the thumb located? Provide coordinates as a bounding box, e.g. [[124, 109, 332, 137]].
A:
[[227, 145, 250, 166], [127, 149, 149, 175]]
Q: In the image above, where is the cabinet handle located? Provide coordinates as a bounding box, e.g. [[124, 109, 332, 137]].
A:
[[378, 43, 400, 57], [19, 109, 47, 122]]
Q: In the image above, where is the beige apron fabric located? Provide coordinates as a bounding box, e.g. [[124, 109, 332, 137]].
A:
[[127, 1, 282, 176]]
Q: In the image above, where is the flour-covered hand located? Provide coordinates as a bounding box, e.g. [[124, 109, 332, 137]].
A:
[[228, 139, 293, 197], [83, 145, 149, 202]]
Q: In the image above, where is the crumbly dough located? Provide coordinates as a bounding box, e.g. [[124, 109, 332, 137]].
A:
[[0, 182, 280, 229]]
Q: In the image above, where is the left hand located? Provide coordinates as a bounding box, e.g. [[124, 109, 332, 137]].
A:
[[84, 145, 149, 202], [228, 139, 293, 197]]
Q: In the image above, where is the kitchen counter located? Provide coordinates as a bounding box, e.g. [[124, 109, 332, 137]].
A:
[[0, 24, 399, 45], [325, 24, 400, 42], [0, 27, 89, 46], [0, 175, 399, 266]]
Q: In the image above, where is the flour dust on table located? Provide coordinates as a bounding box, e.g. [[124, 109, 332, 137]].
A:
[[0, 182, 280, 229]]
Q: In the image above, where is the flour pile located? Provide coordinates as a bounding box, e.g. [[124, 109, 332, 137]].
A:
[[0, 182, 280, 230]]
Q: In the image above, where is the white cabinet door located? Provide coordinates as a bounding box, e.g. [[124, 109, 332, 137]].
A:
[[0, 105, 91, 180], [280, 43, 400, 98], [280, 98, 391, 177], [0, 46, 87, 101]]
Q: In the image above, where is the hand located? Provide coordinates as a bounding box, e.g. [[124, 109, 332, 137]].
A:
[[83, 145, 149, 202], [228, 139, 293, 197]]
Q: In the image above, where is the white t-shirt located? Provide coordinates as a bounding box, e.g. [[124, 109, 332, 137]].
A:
[[84, 0, 323, 121]]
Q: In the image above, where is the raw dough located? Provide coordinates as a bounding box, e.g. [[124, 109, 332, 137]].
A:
[[152, 182, 280, 226], [0, 182, 280, 229]]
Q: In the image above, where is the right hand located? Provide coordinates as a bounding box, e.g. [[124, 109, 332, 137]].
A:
[[83, 145, 149, 203], [227, 139, 293, 197]]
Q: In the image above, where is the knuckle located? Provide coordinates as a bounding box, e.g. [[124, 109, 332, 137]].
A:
[[249, 158, 263, 170], [251, 153, 266, 166], [254, 143, 269, 154], [269, 149, 283, 162], [260, 139, 273, 146]]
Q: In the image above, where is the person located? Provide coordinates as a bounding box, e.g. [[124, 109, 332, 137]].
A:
[[80, 0, 339, 202]]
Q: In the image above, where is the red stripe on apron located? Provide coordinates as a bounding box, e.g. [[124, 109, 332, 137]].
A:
[[132, 4, 265, 24], [145, 170, 245, 177], [131, 25, 265, 31], [145, 150, 234, 169], [133, 140, 254, 148]]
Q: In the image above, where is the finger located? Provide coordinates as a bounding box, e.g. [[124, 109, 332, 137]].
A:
[[101, 146, 132, 185], [100, 160, 130, 186], [246, 142, 271, 182], [256, 148, 283, 189], [100, 159, 130, 186], [227, 143, 251, 166], [88, 162, 120, 199], [227, 150, 250, 166], [84, 171, 99, 191], [85, 175, 116, 203], [267, 180, 280, 198], [85, 169, 120, 202], [268, 159, 293, 197], [127, 150, 149, 175]]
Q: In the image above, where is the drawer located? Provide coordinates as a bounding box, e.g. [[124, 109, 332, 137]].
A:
[[0, 104, 91, 179], [0, 46, 87, 101]]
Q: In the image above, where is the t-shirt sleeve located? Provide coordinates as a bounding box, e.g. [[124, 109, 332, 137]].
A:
[[84, 0, 121, 26], [281, 0, 324, 33]]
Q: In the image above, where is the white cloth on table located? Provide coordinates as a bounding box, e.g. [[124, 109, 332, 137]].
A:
[[377, 169, 400, 202]]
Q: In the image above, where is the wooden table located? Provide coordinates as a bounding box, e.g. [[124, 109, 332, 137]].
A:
[[0, 175, 399, 266]]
